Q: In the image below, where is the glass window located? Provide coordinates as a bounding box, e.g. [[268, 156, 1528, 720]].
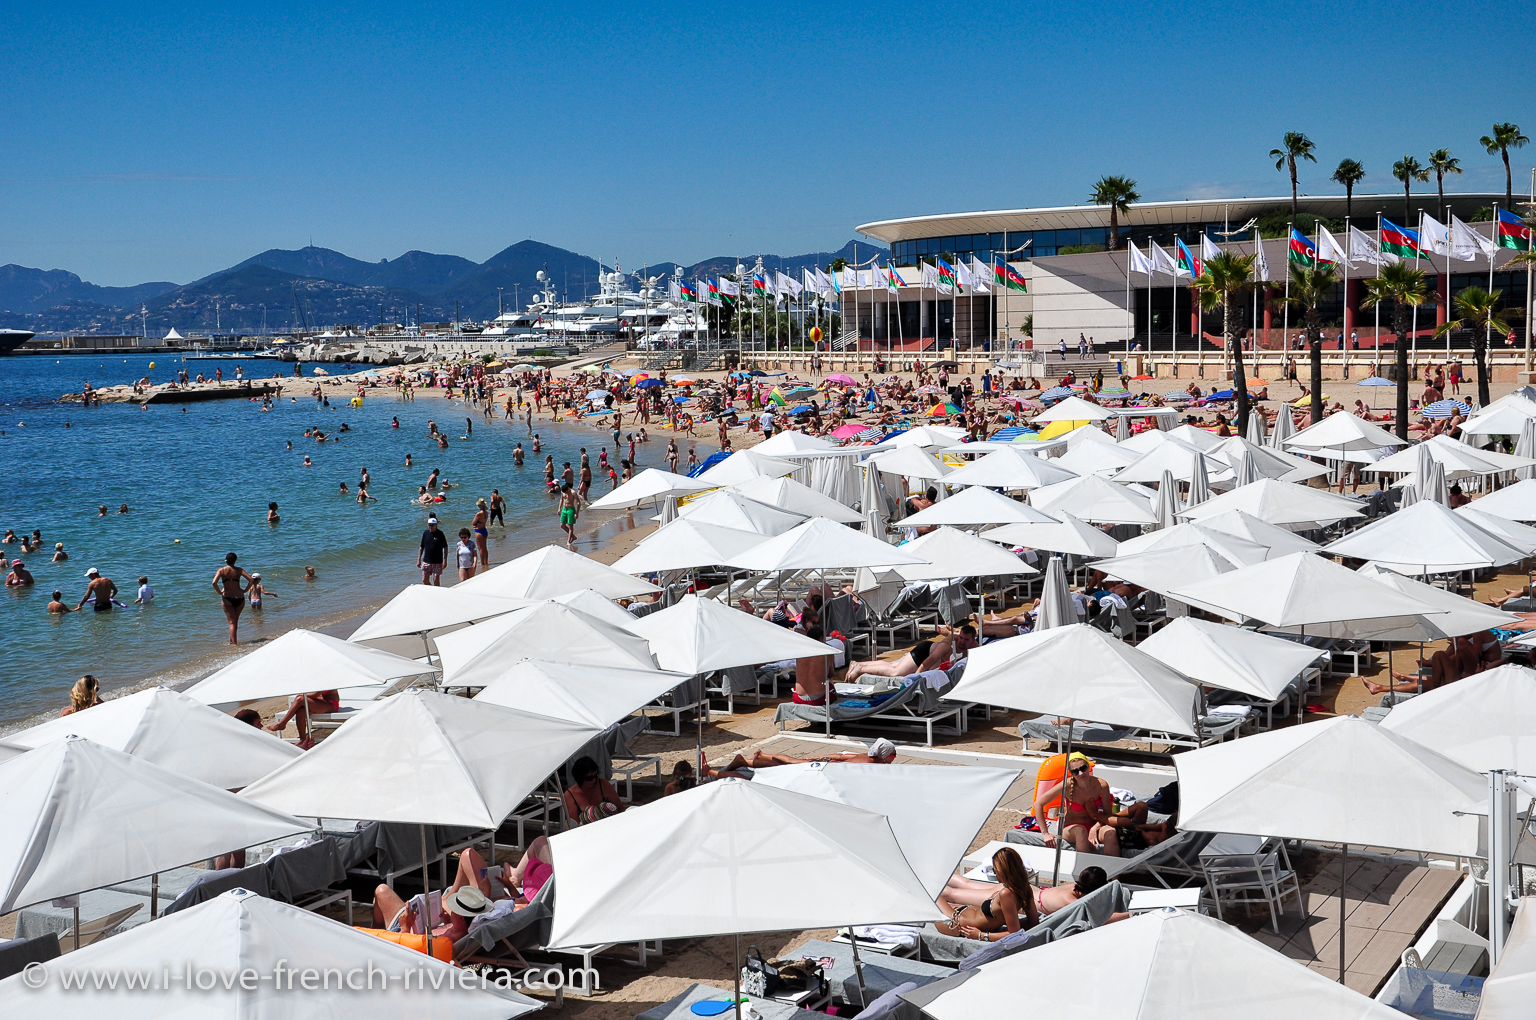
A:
[[1056, 229, 1081, 246], [941, 237, 957, 251], [1031, 231, 1054, 249], [1083, 228, 1106, 245], [991, 233, 1005, 249]]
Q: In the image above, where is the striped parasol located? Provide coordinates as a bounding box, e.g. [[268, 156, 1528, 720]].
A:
[[1420, 399, 1472, 420]]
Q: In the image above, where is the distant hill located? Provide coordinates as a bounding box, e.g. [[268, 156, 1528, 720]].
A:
[[684, 240, 879, 281], [0, 265, 178, 315]]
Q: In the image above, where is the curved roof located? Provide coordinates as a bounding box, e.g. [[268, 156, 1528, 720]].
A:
[[855, 193, 1507, 243]]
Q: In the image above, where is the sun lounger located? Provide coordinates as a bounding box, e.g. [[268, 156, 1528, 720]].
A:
[[59, 905, 143, 951], [635, 983, 828, 1020], [792, 938, 955, 1010], [915, 879, 1132, 966], [775, 677, 963, 746], [0, 933, 60, 980], [997, 830, 1209, 888], [644, 676, 707, 737], [1016, 712, 1247, 754]]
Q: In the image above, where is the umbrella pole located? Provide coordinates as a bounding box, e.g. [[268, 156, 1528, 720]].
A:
[[421, 823, 434, 961], [1338, 841, 1348, 983], [734, 933, 742, 1020], [1051, 717, 1075, 887], [850, 929, 869, 1005], [72, 903, 80, 951], [422, 632, 434, 667], [151, 873, 158, 918]]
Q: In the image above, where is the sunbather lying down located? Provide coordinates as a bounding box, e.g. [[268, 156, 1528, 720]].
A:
[[934, 848, 1127, 942], [368, 840, 551, 944], [703, 737, 898, 779], [1363, 631, 1502, 695], [844, 627, 977, 681]]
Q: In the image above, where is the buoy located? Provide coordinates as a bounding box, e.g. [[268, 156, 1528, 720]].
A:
[[148, 362, 156, 369], [174, 539, 180, 544]]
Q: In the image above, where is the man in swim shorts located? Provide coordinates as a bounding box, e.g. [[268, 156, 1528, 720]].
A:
[[417, 517, 448, 586], [210, 554, 249, 644], [557, 482, 580, 550]]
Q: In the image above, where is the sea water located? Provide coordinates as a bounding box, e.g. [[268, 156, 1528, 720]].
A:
[[0, 352, 648, 728]]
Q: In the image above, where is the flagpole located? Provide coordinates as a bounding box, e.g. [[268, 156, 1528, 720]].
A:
[[1344, 216, 1352, 376], [1491, 204, 1500, 376], [1282, 221, 1292, 366], [1412, 211, 1423, 373], [1251, 230, 1259, 368], [1376, 215, 1383, 372], [1124, 245, 1132, 357], [1171, 242, 1178, 364], [1002, 231, 1010, 351], [1527, 170, 1534, 373], [1447, 204, 1455, 361], [1197, 233, 1205, 373]]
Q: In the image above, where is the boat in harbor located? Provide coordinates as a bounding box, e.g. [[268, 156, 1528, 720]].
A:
[[0, 329, 35, 355], [485, 266, 704, 343]]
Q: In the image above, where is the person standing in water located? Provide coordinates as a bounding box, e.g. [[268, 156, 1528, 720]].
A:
[[472, 499, 490, 566], [557, 481, 581, 549], [212, 553, 251, 644]]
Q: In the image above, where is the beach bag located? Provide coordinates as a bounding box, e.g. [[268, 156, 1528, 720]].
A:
[[769, 957, 828, 1000], [740, 945, 781, 997], [1145, 781, 1179, 816]]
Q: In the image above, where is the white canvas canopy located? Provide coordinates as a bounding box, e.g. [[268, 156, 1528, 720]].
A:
[[1379, 664, 1536, 774], [1324, 499, 1527, 573], [1029, 473, 1158, 525], [941, 448, 1079, 490], [872, 424, 968, 451], [184, 629, 435, 705], [945, 624, 1199, 735], [348, 584, 533, 658], [864, 444, 952, 481], [1206, 435, 1331, 483], [546, 778, 943, 947], [1283, 412, 1404, 452], [1056, 440, 1137, 476], [1167, 552, 1441, 629], [0, 687, 298, 789], [1113, 521, 1272, 565], [1138, 618, 1325, 701], [1369, 433, 1532, 480], [910, 908, 1404, 1020], [551, 587, 645, 632], [240, 690, 599, 828], [730, 474, 865, 523], [673, 489, 808, 535], [472, 659, 687, 729], [750, 762, 1021, 896], [1175, 714, 1485, 857], [587, 467, 713, 510], [1177, 478, 1365, 528], [612, 518, 768, 574], [1454, 505, 1536, 555], [435, 601, 658, 682], [753, 430, 837, 455], [983, 512, 1120, 558], [1115, 441, 1232, 485], [728, 516, 925, 571], [1480, 899, 1536, 1020], [0, 888, 541, 1019], [628, 594, 837, 674], [1031, 395, 1115, 423], [0, 737, 312, 912], [894, 526, 1036, 582], [1185, 508, 1323, 556], [1162, 423, 1224, 450], [1092, 545, 1243, 596], [895, 484, 1055, 528], [163, 327, 183, 340], [694, 449, 799, 487], [1458, 403, 1536, 436], [1464, 477, 1536, 521], [459, 544, 661, 600]]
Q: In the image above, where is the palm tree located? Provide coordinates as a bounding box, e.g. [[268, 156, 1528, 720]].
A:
[[1391, 155, 1430, 226], [1434, 287, 1510, 406], [1284, 263, 1339, 428], [1270, 132, 1317, 223], [1480, 123, 1530, 209], [1089, 176, 1140, 251], [1194, 251, 1258, 435], [1427, 149, 1462, 220], [1330, 159, 1365, 220], [1362, 262, 1431, 440]]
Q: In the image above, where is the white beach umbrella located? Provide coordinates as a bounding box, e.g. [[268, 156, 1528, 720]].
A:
[[1116, 440, 1227, 485], [861, 462, 888, 539], [1153, 469, 1179, 530], [183, 629, 435, 705], [1031, 473, 1158, 525], [1454, 505, 1536, 554], [0, 687, 297, 789], [1113, 521, 1272, 565], [984, 512, 1120, 558], [945, 624, 1199, 736], [1167, 552, 1441, 629], [865, 444, 952, 481], [459, 543, 661, 600], [1176, 478, 1364, 528], [472, 659, 688, 729], [240, 690, 599, 829], [1185, 451, 1211, 508], [872, 424, 969, 451], [659, 494, 679, 525], [548, 778, 942, 949], [1190, 508, 1323, 556], [1057, 439, 1137, 476], [1163, 423, 1223, 451], [750, 762, 1022, 896], [1344, 564, 1519, 641], [1138, 618, 1325, 701], [1283, 412, 1403, 452], [728, 516, 925, 571], [730, 474, 865, 523], [436, 601, 657, 680], [694, 449, 799, 487], [1065, 422, 1124, 449], [628, 594, 838, 675], [0, 888, 540, 1019], [1032, 395, 1115, 423], [1207, 435, 1331, 483], [1518, 417, 1536, 481], [1246, 408, 1268, 445], [899, 484, 1055, 528], [612, 518, 768, 574], [1370, 433, 1515, 481], [908, 908, 1404, 1020], [1324, 499, 1526, 573], [1379, 664, 1536, 774], [755, 430, 837, 455], [1114, 411, 1131, 441], [0, 737, 312, 913], [348, 584, 533, 658], [587, 466, 713, 510], [1425, 458, 1450, 505], [894, 526, 1035, 582], [672, 489, 808, 535], [1481, 899, 1536, 1020], [1035, 555, 1076, 630], [551, 586, 645, 632], [1118, 427, 1172, 454], [1457, 403, 1536, 437], [1465, 477, 1536, 521], [1268, 402, 1297, 448], [941, 447, 1078, 490], [1093, 545, 1243, 597]]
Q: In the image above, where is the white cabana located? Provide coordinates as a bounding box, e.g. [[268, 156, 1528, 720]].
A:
[[983, 512, 1120, 558], [865, 444, 952, 481], [1138, 618, 1325, 701], [628, 594, 838, 675], [1186, 508, 1323, 556], [472, 659, 688, 729], [1030, 472, 1158, 526], [945, 624, 1199, 736], [612, 518, 768, 574], [1032, 395, 1115, 423], [587, 467, 714, 510], [1115, 440, 1232, 485], [240, 690, 599, 828], [694, 449, 799, 487], [183, 629, 435, 705], [730, 474, 865, 523], [754, 430, 837, 455], [728, 516, 925, 571], [0, 888, 539, 1019], [1324, 499, 1527, 573], [348, 584, 533, 658], [0, 687, 298, 789], [460, 544, 661, 600], [911, 908, 1403, 1020], [1282, 412, 1404, 452], [1464, 478, 1536, 521], [1167, 552, 1441, 629], [894, 526, 1036, 582], [435, 601, 657, 680], [750, 762, 1021, 896], [1175, 714, 1485, 858], [898, 484, 1055, 528], [673, 489, 808, 535], [1176, 478, 1365, 528], [939, 447, 1077, 490], [547, 778, 943, 947], [0, 737, 312, 912], [1379, 664, 1536, 774], [1113, 521, 1272, 565]]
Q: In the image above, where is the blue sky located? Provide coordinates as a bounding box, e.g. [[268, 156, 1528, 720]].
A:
[[2, 1, 1530, 285]]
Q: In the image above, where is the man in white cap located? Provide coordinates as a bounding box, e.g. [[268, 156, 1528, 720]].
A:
[[417, 516, 448, 585], [76, 566, 117, 612]]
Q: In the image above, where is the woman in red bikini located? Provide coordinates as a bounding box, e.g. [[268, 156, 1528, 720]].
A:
[[1033, 752, 1121, 856]]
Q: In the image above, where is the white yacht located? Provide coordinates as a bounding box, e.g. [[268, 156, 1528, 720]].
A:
[[486, 266, 705, 343]]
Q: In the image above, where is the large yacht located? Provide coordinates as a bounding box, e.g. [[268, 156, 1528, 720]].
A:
[[484, 266, 704, 343], [0, 329, 35, 355]]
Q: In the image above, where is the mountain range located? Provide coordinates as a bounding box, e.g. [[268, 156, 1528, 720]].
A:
[[0, 239, 883, 335]]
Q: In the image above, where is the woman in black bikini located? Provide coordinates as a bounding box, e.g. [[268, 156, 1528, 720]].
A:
[[211, 552, 251, 645], [935, 847, 1039, 942]]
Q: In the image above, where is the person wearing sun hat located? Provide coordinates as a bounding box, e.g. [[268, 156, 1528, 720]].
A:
[[1034, 751, 1122, 856]]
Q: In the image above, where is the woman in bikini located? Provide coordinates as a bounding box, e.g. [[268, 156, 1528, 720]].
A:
[[1034, 752, 1121, 856], [472, 499, 491, 567], [562, 756, 624, 825], [935, 847, 1039, 942]]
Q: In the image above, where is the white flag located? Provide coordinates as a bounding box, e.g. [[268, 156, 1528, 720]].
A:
[[839, 268, 858, 291], [954, 258, 976, 289], [668, 279, 682, 302], [1419, 212, 1454, 258], [1150, 241, 1182, 277], [921, 262, 940, 290], [1128, 241, 1155, 275], [1450, 215, 1497, 260], [817, 267, 836, 297], [1251, 232, 1270, 282], [1201, 235, 1223, 261], [1316, 224, 1348, 266], [719, 277, 741, 299], [969, 256, 992, 293], [776, 271, 799, 297], [1348, 226, 1393, 266]]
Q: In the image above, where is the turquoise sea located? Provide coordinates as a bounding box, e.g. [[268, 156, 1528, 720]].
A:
[[0, 352, 654, 729]]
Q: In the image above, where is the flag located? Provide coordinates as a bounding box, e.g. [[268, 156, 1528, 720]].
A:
[[703, 279, 722, 306], [1200, 235, 1223, 261], [921, 262, 940, 290], [822, 267, 840, 297], [778, 270, 801, 297], [1497, 208, 1532, 250], [954, 258, 976, 289], [1251, 231, 1270, 282], [883, 263, 902, 293], [839, 268, 857, 292], [1380, 218, 1431, 260], [679, 281, 698, 303], [1348, 226, 1392, 266], [668, 279, 682, 302], [752, 273, 768, 297], [1127, 241, 1155, 276], [718, 277, 740, 304], [1315, 224, 1346, 265], [1419, 213, 1454, 258], [1451, 215, 1497, 260], [969, 256, 991, 293], [934, 258, 959, 293], [994, 259, 1028, 292], [1150, 241, 1181, 277], [802, 268, 817, 295], [1288, 228, 1317, 267], [1175, 238, 1203, 277]]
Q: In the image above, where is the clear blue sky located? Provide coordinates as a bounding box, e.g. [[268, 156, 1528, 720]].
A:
[[2, 1, 1530, 286]]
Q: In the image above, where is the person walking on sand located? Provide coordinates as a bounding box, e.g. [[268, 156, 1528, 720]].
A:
[[557, 481, 581, 549], [211, 553, 251, 644], [417, 516, 448, 585]]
